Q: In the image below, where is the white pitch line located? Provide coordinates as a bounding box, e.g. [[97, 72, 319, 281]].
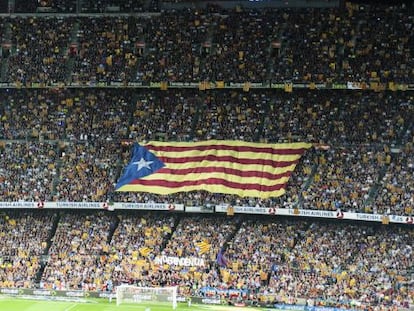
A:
[[63, 303, 78, 311]]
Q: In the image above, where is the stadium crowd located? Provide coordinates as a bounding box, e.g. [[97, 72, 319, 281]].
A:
[[0, 1, 413, 310], [0, 211, 56, 288], [0, 211, 411, 309], [6, 17, 75, 86], [0, 141, 58, 202], [41, 212, 117, 290], [0, 3, 412, 84], [267, 221, 413, 308], [1, 88, 412, 216]]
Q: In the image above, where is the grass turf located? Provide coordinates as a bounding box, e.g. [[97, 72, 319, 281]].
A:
[[0, 297, 264, 311]]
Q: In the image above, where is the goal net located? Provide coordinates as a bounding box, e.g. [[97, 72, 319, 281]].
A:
[[116, 285, 177, 309]]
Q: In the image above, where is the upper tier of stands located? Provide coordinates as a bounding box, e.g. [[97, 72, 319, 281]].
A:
[[0, 3, 413, 85]]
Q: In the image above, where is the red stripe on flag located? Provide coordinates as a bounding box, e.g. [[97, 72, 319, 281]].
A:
[[129, 178, 286, 191], [146, 144, 307, 155], [157, 155, 299, 167], [156, 167, 292, 180]]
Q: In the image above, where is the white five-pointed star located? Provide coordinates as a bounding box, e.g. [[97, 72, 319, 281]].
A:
[[132, 157, 153, 171]]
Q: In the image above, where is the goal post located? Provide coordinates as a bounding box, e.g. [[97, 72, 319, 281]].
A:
[[116, 285, 178, 309]]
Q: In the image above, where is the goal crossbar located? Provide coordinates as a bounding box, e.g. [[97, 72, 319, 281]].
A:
[[116, 285, 178, 309]]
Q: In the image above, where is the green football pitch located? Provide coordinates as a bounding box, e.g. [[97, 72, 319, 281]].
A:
[[0, 297, 265, 311]]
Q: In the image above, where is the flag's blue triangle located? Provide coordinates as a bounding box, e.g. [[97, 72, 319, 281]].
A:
[[115, 143, 165, 190]]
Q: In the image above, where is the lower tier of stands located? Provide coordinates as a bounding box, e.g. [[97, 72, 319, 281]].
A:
[[0, 210, 412, 308]]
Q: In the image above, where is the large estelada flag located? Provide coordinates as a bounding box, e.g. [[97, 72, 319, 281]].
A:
[[115, 140, 311, 198]]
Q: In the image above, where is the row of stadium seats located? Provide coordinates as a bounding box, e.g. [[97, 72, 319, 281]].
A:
[[1, 4, 413, 84], [12, 0, 146, 13], [1, 89, 412, 144], [0, 211, 412, 308], [4, 0, 343, 14]]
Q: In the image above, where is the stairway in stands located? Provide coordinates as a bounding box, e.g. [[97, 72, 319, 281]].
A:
[[363, 108, 411, 211], [106, 214, 120, 245], [0, 21, 12, 82], [64, 20, 80, 84], [33, 212, 61, 285], [188, 95, 204, 141], [223, 215, 243, 250], [159, 215, 181, 251], [214, 215, 243, 285], [296, 148, 320, 208]]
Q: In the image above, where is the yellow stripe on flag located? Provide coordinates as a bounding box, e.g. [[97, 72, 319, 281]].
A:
[[151, 149, 303, 162], [119, 184, 287, 198], [144, 140, 311, 149], [146, 162, 298, 174], [143, 172, 291, 186]]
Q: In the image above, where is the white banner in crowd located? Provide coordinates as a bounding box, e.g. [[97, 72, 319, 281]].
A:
[[114, 202, 183, 211], [153, 256, 205, 267], [0, 201, 184, 211], [214, 205, 414, 225], [0, 201, 411, 225]]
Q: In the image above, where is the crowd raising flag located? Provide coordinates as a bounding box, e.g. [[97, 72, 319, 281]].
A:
[[139, 246, 152, 257], [216, 248, 228, 267], [194, 240, 211, 255], [115, 140, 311, 198]]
